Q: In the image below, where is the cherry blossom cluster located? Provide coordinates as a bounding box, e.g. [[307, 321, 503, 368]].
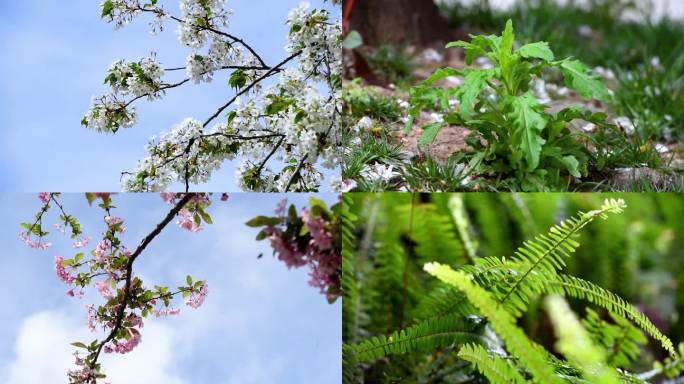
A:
[[105, 57, 165, 99], [20, 192, 224, 383], [247, 196, 342, 302], [85, 0, 341, 192]]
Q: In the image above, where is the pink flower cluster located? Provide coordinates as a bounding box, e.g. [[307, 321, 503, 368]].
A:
[[104, 328, 141, 354], [73, 236, 91, 249], [264, 203, 341, 301], [176, 208, 203, 232], [38, 192, 51, 204], [186, 281, 209, 308], [155, 307, 181, 317], [96, 280, 114, 300], [267, 227, 307, 268], [55, 256, 76, 284], [19, 232, 52, 249], [68, 352, 99, 383]]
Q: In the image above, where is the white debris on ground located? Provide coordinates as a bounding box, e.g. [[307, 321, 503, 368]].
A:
[[361, 163, 400, 183]]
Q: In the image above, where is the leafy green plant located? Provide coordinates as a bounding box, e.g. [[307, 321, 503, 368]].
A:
[[408, 20, 615, 191], [343, 193, 684, 383]]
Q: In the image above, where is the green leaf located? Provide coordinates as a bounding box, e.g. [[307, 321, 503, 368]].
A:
[[499, 19, 515, 64], [85, 193, 97, 206], [446, 40, 486, 65], [455, 69, 493, 119], [418, 123, 443, 146], [245, 216, 282, 227], [71, 342, 88, 349], [101, 0, 114, 18], [508, 92, 547, 170], [342, 30, 363, 49], [186, 275, 193, 286], [229, 70, 248, 90], [517, 41, 554, 62], [559, 59, 609, 101], [198, 209, 213, 225], [422, 67, 462, 86]]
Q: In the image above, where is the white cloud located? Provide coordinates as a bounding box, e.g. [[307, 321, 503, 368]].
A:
[[3, 310, 187, 384]]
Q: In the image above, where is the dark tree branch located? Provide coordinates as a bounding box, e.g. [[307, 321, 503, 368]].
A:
[[88, 193, 195, 372]]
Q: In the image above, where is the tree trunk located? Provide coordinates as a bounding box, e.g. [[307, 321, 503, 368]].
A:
[[347, 0, 451, 47]]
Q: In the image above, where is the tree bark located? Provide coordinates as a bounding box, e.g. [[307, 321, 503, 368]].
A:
[[346, 0, 451, 47]]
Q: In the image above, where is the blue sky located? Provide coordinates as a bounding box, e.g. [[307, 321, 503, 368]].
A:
[[0, 193, 341, 383], [0, 0, 339, 192]]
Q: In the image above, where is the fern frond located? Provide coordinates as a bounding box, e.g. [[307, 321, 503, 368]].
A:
[[545, 273, 676, 358], [545, 294, 621, 384], [583, 308, 647, 369], [498, 198, 626, 315], [458, 343, 527, 384], [424, 262, 562, 384], [342, 194, 360, 343], [346, 313, 483, 363], [342, 344, 362, 384], [400, 203, 465, 265]]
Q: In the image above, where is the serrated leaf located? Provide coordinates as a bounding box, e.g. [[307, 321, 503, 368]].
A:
[[508, 92, 547, 170], [559, 59, 609, 101], [517, 41, 554, 62], [418, 123, 443, 146], [500, 19, 515, 65], [455, 69, 493, 119]]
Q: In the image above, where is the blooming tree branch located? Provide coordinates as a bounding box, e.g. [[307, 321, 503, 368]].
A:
[[246, 196, 342, 302], [83, 0, 342, 192], [19, 193, 222, 383]]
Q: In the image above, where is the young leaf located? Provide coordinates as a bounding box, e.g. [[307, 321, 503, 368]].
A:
[[559, 59, 609, 101], [418, 123, 443, 147], [517, 42, 554, 62], [508, 92, 547, 170], [456, 69, 494, 119], [499, 19, 515, 65]]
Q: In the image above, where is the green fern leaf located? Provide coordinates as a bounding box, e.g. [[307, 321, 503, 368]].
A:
[[498, 198, 626, 315], [346, 313, 483, 363], [458, 343, 527, 384], [424, 262, 562, 384], [546, 274, 676, 358]]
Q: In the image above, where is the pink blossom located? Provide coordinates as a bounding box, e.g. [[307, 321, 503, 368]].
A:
[[160, 192, 177, 204], [302, 208, 333, 250], [176, 209, 203, 232], [126, 313, 144, 328], [54, 223, 66, 233], [66, 288, 84, 298], [186, 281, 209, 309], [104, 215, 123, 226], [38, 192, 51, 204], [54, 256, 75, 284], [94, 239, 111, 264], [19, 232, 51, 250], [275, 198, 288, 217], [72, 236, 91, 249], [220, 193, 230, 201], [96, 280, 114, 300], [87, 304, 99, 332], [112, 328, 142, 354], [191, 194, 210, 204], [267, 227, 307, 269], [155, 308, 181, 317]]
